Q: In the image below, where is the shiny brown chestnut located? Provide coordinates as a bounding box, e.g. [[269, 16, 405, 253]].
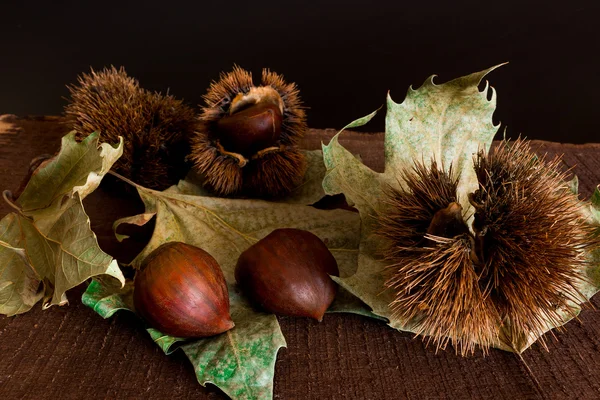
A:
[[133, 242, 234, 337], [190, 67, 308, 197], [216, 101, 283, 157], [235, 228, 339, 321]]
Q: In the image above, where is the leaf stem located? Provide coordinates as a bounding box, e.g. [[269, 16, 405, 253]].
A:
[[108, 170, 142, 190], [2, 190, 22, 212]]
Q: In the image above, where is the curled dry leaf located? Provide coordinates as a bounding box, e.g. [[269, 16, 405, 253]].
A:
[[83, 151, 372, 400], [83, 280, 285, 400], [0, 132, 125, 316], [322, 65, 600, 353]]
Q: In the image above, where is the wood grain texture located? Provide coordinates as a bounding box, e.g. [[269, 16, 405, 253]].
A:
[[1, 116, 600, 400]]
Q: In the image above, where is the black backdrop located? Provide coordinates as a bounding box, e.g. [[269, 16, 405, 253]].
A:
[[1, 1, 599, 143]]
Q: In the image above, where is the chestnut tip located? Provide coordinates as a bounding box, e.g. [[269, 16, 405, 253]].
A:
[[219, 317, 236, 332]]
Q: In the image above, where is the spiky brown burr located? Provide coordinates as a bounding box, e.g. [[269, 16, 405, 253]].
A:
[[378, 140, 600, 354], [378, 161, 499, 354], [190, 66, 307, 197], [470, 139, 598, 348], [65, 66, 197, 190]]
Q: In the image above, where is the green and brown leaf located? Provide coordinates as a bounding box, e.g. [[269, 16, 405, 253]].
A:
[[83, 279, 286, 400], [0, 132, 125, 316], [321, 65, 600, 353], [82, 152, 370, 400]]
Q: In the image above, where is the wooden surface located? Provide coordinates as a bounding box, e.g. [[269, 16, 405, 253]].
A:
[[1, 115, 600, 400]]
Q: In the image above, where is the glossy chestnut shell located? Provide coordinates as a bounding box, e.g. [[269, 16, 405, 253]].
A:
[[217, 101, 283, 157], [235, 228, 339, 320], [133, 242, 234, 337]]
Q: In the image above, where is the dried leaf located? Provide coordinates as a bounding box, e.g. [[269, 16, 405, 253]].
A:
[[322, 66, 600, 353], [323, 67, 502, 334], [17, 131, 122, 217], [84, 171, 362, 399], [580, 185, 600, 299], [284, 150, 328, 205], [83, 279, 286, 400], [0, 132, 125, 316]]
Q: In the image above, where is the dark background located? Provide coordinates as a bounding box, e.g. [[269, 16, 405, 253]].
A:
[[1, 1, 598, 143]]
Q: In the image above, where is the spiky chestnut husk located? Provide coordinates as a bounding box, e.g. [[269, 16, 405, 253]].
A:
[[65, 66, 197, 190], [378, 162, 499, 354], [378, 139, 600, 354], [190, 66, 307, 197]]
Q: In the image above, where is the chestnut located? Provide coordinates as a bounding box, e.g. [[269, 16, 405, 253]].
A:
[[235, 228, 339, 320], [216, 101, 283, 157], [190, 66, 308, 197], [133, 242, 234, 338]]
